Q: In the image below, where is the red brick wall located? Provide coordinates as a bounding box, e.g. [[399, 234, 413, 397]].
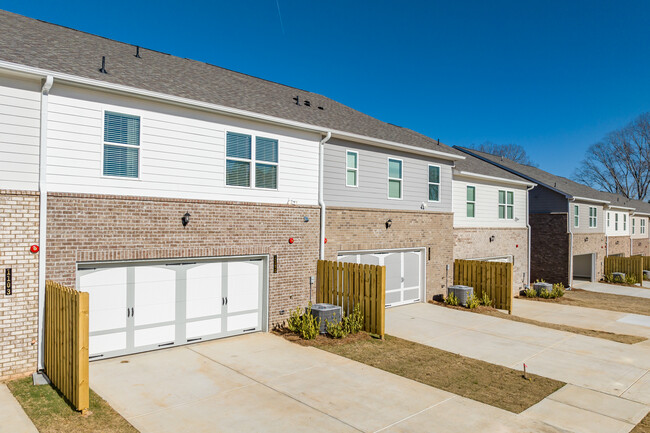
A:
[[0, 190, 40, 381], [530, 213, 570, 286], [46, 193, 320, 327], [324, 208, 454, 300]]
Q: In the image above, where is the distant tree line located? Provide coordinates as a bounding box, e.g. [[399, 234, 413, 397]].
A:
[[470, 142, 538, 166]]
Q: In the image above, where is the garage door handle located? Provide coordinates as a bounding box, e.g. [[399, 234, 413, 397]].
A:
[[131, 307, 134, 317], [225, 297, 228, 305], [127, 308, 130, 318]]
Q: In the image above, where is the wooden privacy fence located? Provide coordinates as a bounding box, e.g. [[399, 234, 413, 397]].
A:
[[316, 260, 386, 338], [641, 256, 650, 272], [44, 281, 89, 413], [453, 259, 514, 314], [604, 256, 643, 283]]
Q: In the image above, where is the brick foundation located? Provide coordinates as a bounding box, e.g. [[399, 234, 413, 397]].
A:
[[46, 193, 320, 327], [324, 207, 454, 301], [0, 190, 40, 382], [607, 236, 631, 257], [453, 227, 528, 291], [530, 213, 570, 286]]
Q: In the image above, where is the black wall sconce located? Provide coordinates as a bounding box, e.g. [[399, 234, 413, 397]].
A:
[[385, 219, 392, 229], [615, 240, 620, 245], [489, 235, 495, 242], [584, 237, 589, 242], [182, 212, 191, 227]]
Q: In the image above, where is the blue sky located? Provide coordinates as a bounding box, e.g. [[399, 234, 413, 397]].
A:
[[3, 1, 649, 179]]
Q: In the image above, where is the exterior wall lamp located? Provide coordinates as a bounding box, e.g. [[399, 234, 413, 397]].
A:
[[385, 219, 392, 229], [489, 235, 495, 242], [182, 212, 191, 227]]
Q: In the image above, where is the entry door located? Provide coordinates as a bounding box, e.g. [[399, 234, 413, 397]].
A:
[[338, 250, 422, 307]]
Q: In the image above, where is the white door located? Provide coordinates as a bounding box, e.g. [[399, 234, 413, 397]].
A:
[[338, 250, 423, 307], [77, 257, 265, 360]]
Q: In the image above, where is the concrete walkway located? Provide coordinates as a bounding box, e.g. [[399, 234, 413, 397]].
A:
[[574, 280, 650, 299], [90, 333, 561, 433], [387, 303, 650, 432], [0, 383, 38, 433], [512, 298, 650, 341]]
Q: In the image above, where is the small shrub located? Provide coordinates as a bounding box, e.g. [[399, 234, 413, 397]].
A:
[[325, 318, 348, 339], [466, 294, 480, 309], [603, 273, 614, 283], [625, 274, 637, 285], [524, 287, 537, 298], [287, 304, 320, 340], [644, 273, 649, 281], [344, 304, 364, 334], [538, 288, 552, 299], [479, 292, 492, 307], [534, 278, 546, 283], [551, 283, 565, 299], [445, 292, 460, 306]]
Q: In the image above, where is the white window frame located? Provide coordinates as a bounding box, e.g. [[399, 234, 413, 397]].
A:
[[588, 207, 597, 228], [641, 219, 646, 235], [498, 190, 514, 220], [573, 205, 579, 227], [101, 108, 142, 180], [615, 213, 619, 231], [607, 212, 610, 228], [632, 217, 636, 235], [346, 150, 359, 187], [623, 214, 627, 231], [387, 157, 403, 200], [466, 185, 476, 218], [225, 131, 279, 190], [428, 164, 441, 203]]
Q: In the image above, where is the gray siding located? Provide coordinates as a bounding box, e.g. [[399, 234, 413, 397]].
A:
[[529, 186, 567, 213], [323, 138, 453, 212], [571, 200, 605, 234]]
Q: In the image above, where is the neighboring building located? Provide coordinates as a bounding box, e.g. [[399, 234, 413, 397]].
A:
[[452, 151, 536, 293]]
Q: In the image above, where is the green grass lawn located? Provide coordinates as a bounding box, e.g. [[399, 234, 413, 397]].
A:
[[8, 377, 137, 433]]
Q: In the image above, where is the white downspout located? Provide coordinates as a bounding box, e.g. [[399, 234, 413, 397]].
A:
[[568, 198, 574, 288], [526, 185, 534, 288], [318, 131, 332, 260], [37, 75, 53, 372]]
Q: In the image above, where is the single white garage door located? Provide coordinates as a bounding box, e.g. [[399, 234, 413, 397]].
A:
[[77, 257, 266, 360], [338, 249, 423, 307]]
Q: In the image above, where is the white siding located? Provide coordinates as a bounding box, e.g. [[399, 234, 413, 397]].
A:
[[570, 201, 605, 234], [605, 210, 631, 236], [46, 84, 320, 204], [631, 216, 649, 239], [452, 175, 527, 228], [0, 74, 41, 191]]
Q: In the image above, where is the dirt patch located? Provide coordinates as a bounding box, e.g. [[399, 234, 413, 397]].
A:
[[8, 377, 137, 433], [632, 411, 650, 433], [276, 329, 564, 414], [519, 289, 650, 316], [429, 300, 646, 344]]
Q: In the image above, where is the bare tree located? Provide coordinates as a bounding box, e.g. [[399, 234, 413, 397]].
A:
[[574, 113, 650, 201], [471, 142, 537, 166]]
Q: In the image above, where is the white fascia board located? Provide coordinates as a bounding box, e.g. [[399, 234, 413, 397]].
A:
[[572, 196, 611, 205], [632, 211, 650, 216], [0, 60, 462, 161], [453, 170, 536, 187], [605, 204, 636, 211]]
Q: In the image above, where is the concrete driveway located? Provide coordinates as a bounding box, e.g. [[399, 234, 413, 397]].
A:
[[90, 333, 561, 433], [574, 280, 650, 299], [387, 303, 650, 433]]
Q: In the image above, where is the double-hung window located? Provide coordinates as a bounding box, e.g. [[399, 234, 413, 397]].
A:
[[428, 165, 440, 202], [346, 151, 358, 187], [226, 132, 278, 189], [589, 207, 597, 228], [607, 212, 610, 228], [623, 214, 627, 231], [103, 111, 140, 178], [642, 219, 646, 235], [466, 186, 476, 218], [499, 190, 514, 219], [573, 205, 579, 227], [633, 218, 636, 234], [615, 213, 619, 230], [388, 158, 402, 199]]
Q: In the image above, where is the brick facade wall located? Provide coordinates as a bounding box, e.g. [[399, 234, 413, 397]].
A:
[[324, 208, 454, 301], [530, 213, 570, 286], [632, 238, 649, 257], [0, 190, 40, 382], [46, 193, 320, 327], [571, 234, 606, 281], [607, 236, 631, 257], [453, 228, 528, 292]]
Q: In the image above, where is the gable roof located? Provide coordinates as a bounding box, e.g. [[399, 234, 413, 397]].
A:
[[452, 151, 534, 185], [0, 9, 462, 160]]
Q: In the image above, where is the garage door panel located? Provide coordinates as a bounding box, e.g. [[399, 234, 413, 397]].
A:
[[360, 254, 380, 266], [404, 252, 420, 288], [227, 312, 259, 332], [134, 325, 175, 348], [227, 261, 261, 314], [80, 268, 127, 333], [186, 318, 222, 339], [185, 263, 223, 319], [90, 332, 127, 356], [134, 266, 176, 326], [384, 253, 402, 292]]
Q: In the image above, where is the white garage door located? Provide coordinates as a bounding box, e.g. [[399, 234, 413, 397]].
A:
[[338, 250, 423, 307], [77, 257, 266, 360]]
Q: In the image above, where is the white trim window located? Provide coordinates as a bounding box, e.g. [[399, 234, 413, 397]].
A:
[[346, 150, 358, 187], [388, 158, 403, 199], [499, 190, 514, 219], [607, 212, 610, 227], [642, 219, 646, 235], [589, 207, 597, 228], [573, 205, 579, 227], [428, 165, 440, 202], [633, 218, 636, 234], [467, 186, 476, 218], [103, 111, 140, 178], [615, 213, 619, 231], [623, 214, 627, 231], [226, 132, 278, 189]]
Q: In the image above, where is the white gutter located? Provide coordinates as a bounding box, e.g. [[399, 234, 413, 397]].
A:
[[453, 170, 536, 187], [526, 185, 535, 289], [606, 205, 636, 211], [568, 198, 575, 288], [572, 196, 611, 205], [318, 132, 332, 260], [0, 60, 464, 162], [37, 75, 54, 372]]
